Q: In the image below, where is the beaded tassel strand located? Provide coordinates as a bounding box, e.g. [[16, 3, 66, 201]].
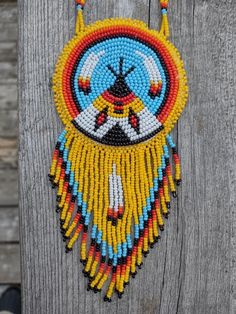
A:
[[49, 131, 182, 301]]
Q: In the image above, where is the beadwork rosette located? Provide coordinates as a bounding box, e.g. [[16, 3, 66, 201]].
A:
[[49, 15, 188, 301]]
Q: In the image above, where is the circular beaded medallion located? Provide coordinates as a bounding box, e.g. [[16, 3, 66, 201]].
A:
[[53, 18, 188, 146]]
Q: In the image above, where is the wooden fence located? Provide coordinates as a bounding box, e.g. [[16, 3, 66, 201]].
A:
[[0, 0, 19, 287], [19, 0, 236, 313]]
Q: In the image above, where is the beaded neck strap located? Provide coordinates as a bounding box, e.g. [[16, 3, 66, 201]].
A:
[[49, 0, 188, 302]]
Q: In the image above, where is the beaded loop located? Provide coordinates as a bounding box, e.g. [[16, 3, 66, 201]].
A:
[[75, 0, 86, 33], [49, 2, 188, 302], [160, 0, 170, 38]]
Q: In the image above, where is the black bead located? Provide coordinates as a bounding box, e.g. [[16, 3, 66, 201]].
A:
[[88, 276, 95, 282], [60, 227, 66, 234], [79, 216, 85, 223], [137, 262, 143, 269], [159, 225, 164, 231], [87, 284, 92, 291], [80, 259, 87, 266], [82, 270, 89, 277], [63, 235, 69, 242], [131, 271, 137, 278], [112, 218, 117, 226], [117, 292, 123, 299], [104, 296, 111, 302], [164, 212, 170, 219], [55, 142, 60, 149], [150, 242, 155, 249], [176, 179, 182, 186], [172, 147, 177, 154], [143, 250, 149, 257], [118, 213, 123, 219], [77, 205, 82, 213], [166, 202, 171, 209], [172, 191, 177, 198], [56, 196, 61, 202], [65, 247, 72, 253], [134, 239, 138, 246]]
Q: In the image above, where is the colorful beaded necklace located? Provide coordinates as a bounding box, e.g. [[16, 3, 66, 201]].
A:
[[49, 0, 188, 302]]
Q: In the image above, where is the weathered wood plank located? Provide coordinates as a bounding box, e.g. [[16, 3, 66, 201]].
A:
[[0, 138, 17, 169], [0, 24, 17, 43], [0, 3, 17, 23], [0, 62, 17, 84], [18, 0, 236, 313], [0, 207, 19, 242], [0, 169, 18, 206], [156, 0, 235, 314], [0, 110, 17, 138], [0, 244, 20, 284], [0, 3, 17, 43], [0, 85, 17, 110], [177, 1, 235, 314], [0, 43, 17, 62]]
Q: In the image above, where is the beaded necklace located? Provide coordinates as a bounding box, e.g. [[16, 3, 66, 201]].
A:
[[49, 0, 188, 302]]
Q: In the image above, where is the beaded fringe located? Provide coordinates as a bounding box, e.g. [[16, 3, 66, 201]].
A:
[[49, 129, 181, 301]]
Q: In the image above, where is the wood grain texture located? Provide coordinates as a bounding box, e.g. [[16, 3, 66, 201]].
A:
[[0, 110, 17, 139], [0, 244, 20, 284], [0, 138, 17, 169], [0, 0, 19, 286], [18, 0, 236, 313], [0, 0, 18, 175], [0, 85, 17, 110], [0, 169, 18, 206], [0, 207, 19, 242]]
